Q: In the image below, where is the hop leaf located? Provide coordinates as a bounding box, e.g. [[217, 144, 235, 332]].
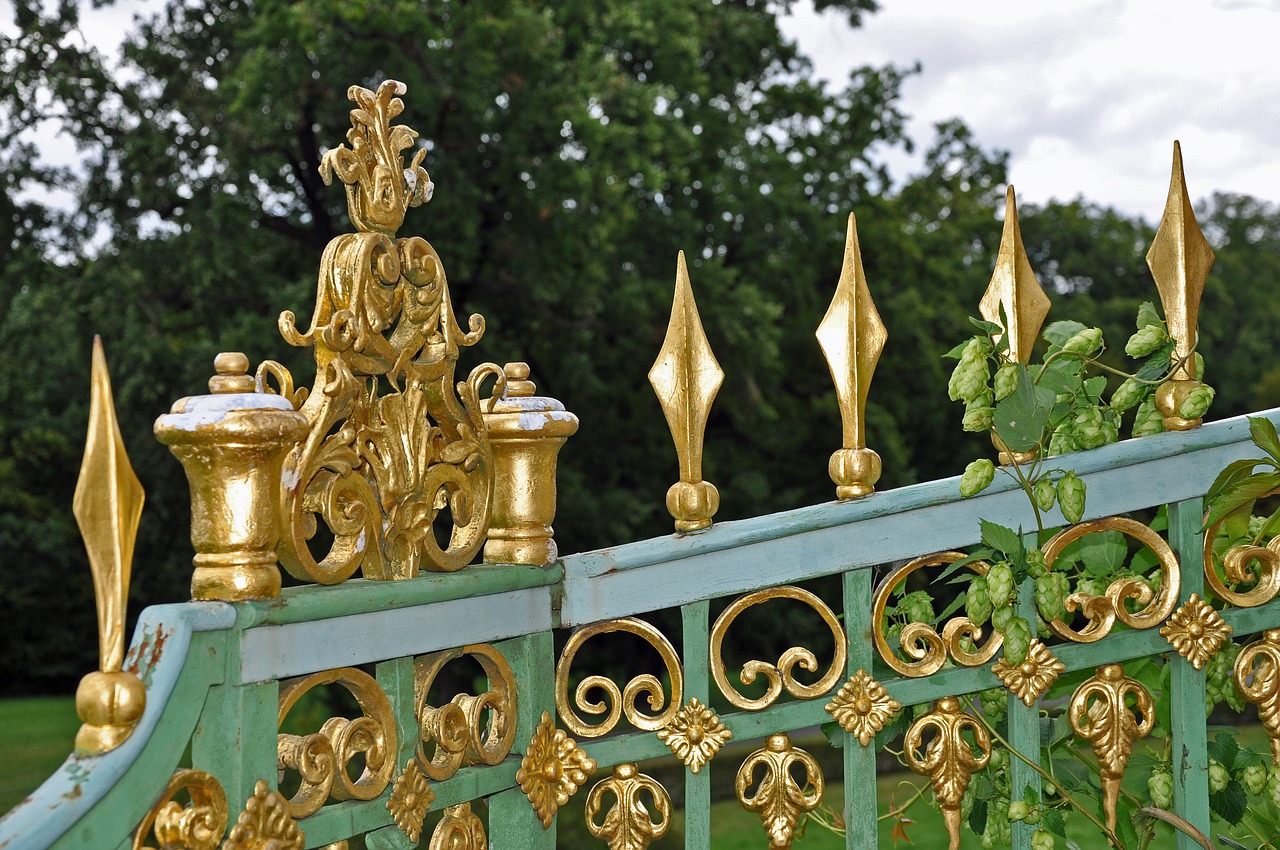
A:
[[1180, 384, 1215, 420], [961, 459, 996, 497], [1136, 301, 1163, 330], [1057, 472, 1086, 523], [1132, 395, 1165, 437], [1109, 377, 1146, 413], [1062, 327, 1103, 356], [1126, 325, 1168, 358]]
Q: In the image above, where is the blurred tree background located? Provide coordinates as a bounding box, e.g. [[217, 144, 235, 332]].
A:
[[3, 0, 1279, 695]]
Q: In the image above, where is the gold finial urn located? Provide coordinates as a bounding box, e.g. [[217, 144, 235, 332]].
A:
[[155, 352, 308, 601], [481, 362, 579, 565]]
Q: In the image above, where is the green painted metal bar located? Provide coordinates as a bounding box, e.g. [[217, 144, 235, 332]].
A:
[[1168, 497, 1211, 847], [1008, 573, 1041, 849], [843, 570, 877, 850], [191, 679, 279, 821], [489, 630, 556, 849], [682, 600, 712, 850], [354, 657, 419, 850]]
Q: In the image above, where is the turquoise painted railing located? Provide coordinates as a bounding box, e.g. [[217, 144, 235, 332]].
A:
[[4, 407, 1279, 849]]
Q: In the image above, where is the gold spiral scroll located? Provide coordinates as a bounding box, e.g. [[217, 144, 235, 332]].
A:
[[555, 618, 683, 737], [872, 552, 1001, 678], [133, 769, 228, 850], [1203, 500, 1280, 608], [223, 780, 303, 850], [428, 803, 487, 850], [585, 763, 672, 850], [1069, 664, 1155, 833], [904, 697, 991, 850], [1044, 517, 1180, 643], [711, 586, 847, 710], [276, 667, 397, 818], [736, 734, 824, 849], [1235, 629, 1280, 765], [414, 643, 518, 779]]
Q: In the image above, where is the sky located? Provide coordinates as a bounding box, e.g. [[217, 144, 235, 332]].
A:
[[782, 0, 1280, 221], [14, 0, 1280, 223]]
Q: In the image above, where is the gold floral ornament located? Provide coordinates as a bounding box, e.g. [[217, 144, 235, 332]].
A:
[[824, 669, 901, 746], [428, 803, 486, 850], [222, 780, 303, 850], [585, 763, 671, 850], [516, 711, 597, 828], [736, 734, 824, 850], [1069, 664, 1155, 832], [1149, 141, 1214, 431], [872, 552, 1002, 677], [992, 639, 1066, 706], [1235, 629, 1280, 765], [73, 338, 147, 755], [258, 79, 504, 584], [904, 697, 991, 850], [656, 697, 731, 772], [649, 251, 724, 532], [980, 185, 1050, 465], [133, 769, 228, 850], [556, 618, 683, 737], [1160, 593, 1232, 669], [816, 213, 887, 499], [415, 644, 517, 779], [1044, 517, 1180, 643], [711, 586, 847, 710], [387, 756, 434, 844]]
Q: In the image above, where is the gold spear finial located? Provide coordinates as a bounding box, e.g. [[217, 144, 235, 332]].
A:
[[980, 186, 1050, 465], [817, 213, 887, 499], [649, 251, 723, 533], [1149, 141, 1215, 430], [72, 337, 147, 754]]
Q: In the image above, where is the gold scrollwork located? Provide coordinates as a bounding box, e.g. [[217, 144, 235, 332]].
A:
[[711, 586, 846, 710], [1044, 517, 1180, 643], [414, 643, 517, 779], [1235, 629, 1280, 765], [555, 618, 683, 737], [1069, 664, 1154, 832], [825, 669, 902, 746], [1160, 593, 1232, 669], [656, 698, 731, 773], [904, 697, 991, 850], [516, 711, 597, 829], [276, 667, 397, 819], [428, 803, 487, 850], [222, 780, 303, 850], [736, 734, 824, 849], [585, 763, 671, 850], [261, 80, 502, 585], [1203, 501, 1280, 608], [872, 552, 1001, 678], [133, 769, 228, 850]]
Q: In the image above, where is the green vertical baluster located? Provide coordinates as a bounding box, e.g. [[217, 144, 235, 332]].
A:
[[489, 630, 557, 850], [843, 569, 878, 850], [365, 657, 418, 850], [1009, 571, 1041, 849], [682, 600, 712, 850], [1169, 497, 1211, 847], [191, 681, 279, 814]]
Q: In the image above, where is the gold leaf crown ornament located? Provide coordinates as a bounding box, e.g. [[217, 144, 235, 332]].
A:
[[258, 80, 506, 582]]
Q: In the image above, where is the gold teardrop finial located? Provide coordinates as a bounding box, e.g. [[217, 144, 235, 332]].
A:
[[1149, 141, 1215, 430], [980, 186, 1050, 365], [649, 251, 723, 532], [817, 213, 887, 499], [72, 336, 147, 754]]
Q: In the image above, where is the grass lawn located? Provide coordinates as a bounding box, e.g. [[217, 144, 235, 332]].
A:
[[0, 696, 81, 813]]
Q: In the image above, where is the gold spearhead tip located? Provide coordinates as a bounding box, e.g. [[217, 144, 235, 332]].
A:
[[817, 213, 886, 499], [980, 186, 1050, 364], [649, 251, 723, 531]]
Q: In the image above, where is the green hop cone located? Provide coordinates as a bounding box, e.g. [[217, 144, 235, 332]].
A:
[[1100, 418, 1120, 447], [1209, 759, 1229, 794], [961, 783, 976, 821], [1048, 424, 1079, 456], [1073, 406, 1108, 450], [1007, 800, 1030, 822], [901, 590, 934, 625], [960, 458, 996, 497], [1035, 572, 1069, 623], [980, 687, 1006, 719], [1062, 327, 1103, 356], [963, 403, 995, 432], [1244, 763, 1269, 797], [1025, 807, 1041, 825], [984, 798, 1011, 848], [1026, 546, 1049, 578], [1125, 324, 1167, 358], [948, 338, 992, 402], [1057, 472, 1085, 523], [1033, 479, 1056, 513], [1132, 395, 1165, 437], [989, 748, 1008, 773], [1179, 384, 1215, 420], [1148, 769, 1174, 809], [1268, 772, 1280, 808], [1077, 576, 1104, 597], [1003, 616, 1032, 665], [966, 576, 993, 626], [1031, 828, 1055, 850], [993, 362, 1019, 401], [1195, 352, 1205, 381], [991, 604, 1014, 633], [1109, 377, 1146, 413], [987, 562, 1015, 607]]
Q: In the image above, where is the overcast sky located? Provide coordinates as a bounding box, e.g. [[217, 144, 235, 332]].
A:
[[782, 0, 1280, 221]]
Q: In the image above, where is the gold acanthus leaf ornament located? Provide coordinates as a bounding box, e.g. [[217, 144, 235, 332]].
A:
[[516, 711, 597, 828], [1160, 593, 1232, 669], [656, 698, 731, 772], [825, 669, 902, 746], [221, 780, 303, 850], [134, 769, 228, 850], [1234, 629, 1280, 765], [736, 734, 824, 850], [387, 755, 434, 844], [428, 802, 486, 850], [1069, 664, 1154, 833], [585, 763, 671, 850], [992, 639, 1066, 706], [259, 79, 504, 585], [904, 697, 991, 850]]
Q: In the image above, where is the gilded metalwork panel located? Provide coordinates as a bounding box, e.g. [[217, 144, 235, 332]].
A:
[[415, 643, 517, 777], [222, 780, 303, 850], [736, 734, 823, 849], [1203, 502, 1280, 608], [992, 639, 1065, 706], [656, 698, 731, 772], [824, 669, 901, 746], [387, 756, 433, 844], [980, 186, 1049, 366], [133, 769, 228, 850], [428, 803, 486, 850], [904, 697, 990, 850], [585, 764, 671, 850], [1160, 593, 1232, 669], [517, 711, 597, 828], [1235, 629, 1280, 765], [1069, 664, 1154, 832]]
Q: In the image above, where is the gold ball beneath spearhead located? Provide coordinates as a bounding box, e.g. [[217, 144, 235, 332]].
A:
[[829, 447, 881, 500], [666, 480, 719, 533], [1155, 379, 1202, 431], [75, 670, 147, 754]]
